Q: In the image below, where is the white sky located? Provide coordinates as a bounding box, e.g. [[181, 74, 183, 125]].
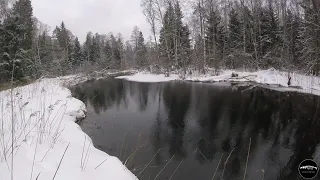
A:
[[31, 0, 151, 43]]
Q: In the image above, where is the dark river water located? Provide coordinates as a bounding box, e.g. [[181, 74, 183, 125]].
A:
[[71, 79, 320, 180]]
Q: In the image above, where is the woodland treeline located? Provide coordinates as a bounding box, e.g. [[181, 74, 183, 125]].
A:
[[0, 0, 319, 83]]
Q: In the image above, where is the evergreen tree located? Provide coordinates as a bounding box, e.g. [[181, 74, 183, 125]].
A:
[[259, 5, 281, 65], [174, 1, 183, 67], [1, 0, 34, 81], [53, 22, 73, 72], [241, 5, 254, 54], [57, 22, 69, 49], [136, 31, 147, 66], [124, 40, 134, 68], [174, 1, 190, 68], [11, 0, 33, 51], [0, 22, 4, 82], [115, 36, 124, 69], [159, 2, 175, 67], [205, 8, 224, 68], [300, 0, 320, 75], [94, 33, 102, 63], [104, 41, 112, 67], [37, 30, 54, 74], [180, 25, 191, 68], [159, 1, 190, 69], [73, 37, 82, 66], [89, 36, 99, 63], [229, 8, 242, 50], [131, 26, 140, 50], [83, 32, 93, 62]]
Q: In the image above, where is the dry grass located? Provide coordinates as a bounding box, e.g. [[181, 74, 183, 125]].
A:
[[243, 138, 252, 180], [221, 148, 235, 179], [0, 77, 77, 180], [154, 154, 175, 180], [212, 153, 224, 180], [52, 143, 70, 180], [136, 148, 161, 177]]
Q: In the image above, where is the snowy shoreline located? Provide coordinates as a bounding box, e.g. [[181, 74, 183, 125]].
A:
[[116, 68, 320, 96], [0, 76, 137, 180]]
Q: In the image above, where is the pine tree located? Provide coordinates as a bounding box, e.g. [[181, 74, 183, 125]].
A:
[[83, 32, 93, 62], [136, 31, 147, 66], [53, 22, 73, 73], [174, 1, 183, 67], [37, 30, 54, 74], [300, 0, 320, 75], [229, 8, 242, 50], [11, 0, 33, 51], [205, 7, 224, 68], [73, 37, 82, 66], [0, 22, 4, 82], [259, 6, 281, 62], [174, 1, 191, 69], [57, 22, 68, 49], [90, 36, 98, 63], [159, 2, 175, 67], [94, 33, 102, 63], [158, 1, 190, 69], [124, 40, 134, 68], [1, 0, 34, 81], [180, 25, 191, 68], [115, 35, 124, 69], [104, 41, 112, 67]]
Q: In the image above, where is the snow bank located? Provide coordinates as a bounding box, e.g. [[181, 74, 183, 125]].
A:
[[116, 72, 179, 82], [117, 68, 320, 96], [0, 77, 137, 180]]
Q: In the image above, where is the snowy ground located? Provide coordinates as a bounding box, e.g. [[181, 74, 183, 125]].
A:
[[116, 68, 320, 96], [0, 76, 137, 180], [116, 72, 179, 83]]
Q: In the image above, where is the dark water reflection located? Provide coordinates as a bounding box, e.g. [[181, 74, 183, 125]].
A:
[[71, 79, 320, 180]]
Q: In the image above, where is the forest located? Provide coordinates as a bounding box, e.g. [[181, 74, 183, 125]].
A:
[[0, 0, 320, 83]]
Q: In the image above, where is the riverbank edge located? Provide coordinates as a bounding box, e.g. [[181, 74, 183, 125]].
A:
[[0, 75, 138, 180], [115, 68, 320, 97]]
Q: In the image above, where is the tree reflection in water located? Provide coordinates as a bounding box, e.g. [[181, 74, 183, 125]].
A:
[[71, 79, 320, 180]]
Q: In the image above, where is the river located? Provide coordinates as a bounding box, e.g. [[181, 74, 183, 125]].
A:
[[71, 78, 320, 180]]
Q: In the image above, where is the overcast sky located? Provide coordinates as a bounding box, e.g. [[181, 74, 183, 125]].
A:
[[31, 0, 151, 43]]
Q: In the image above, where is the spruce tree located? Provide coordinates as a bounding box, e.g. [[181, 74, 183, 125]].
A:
[[205, 8, 224, 67], [0, 22, 4, 82], [1, 0, 34, 81], [174, 1, 183, 67], [104, 41, 112, 67], [94, 33, 102, 63], [11, 0, 33, 51], [300, 0, 320, 75], [90, 36, 98, 63], [136, 31, 147, 66], [73, 37, 82, 66], [115, 36, 124, 69], [174, 1, 191, 69], [83, 32, 93, 62], [180, 25, 191, 68], [159, 2, 175, 67], [229, 8, 242, 50]]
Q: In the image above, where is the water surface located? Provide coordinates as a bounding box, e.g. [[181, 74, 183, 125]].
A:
[[71, 79, 320, 180]]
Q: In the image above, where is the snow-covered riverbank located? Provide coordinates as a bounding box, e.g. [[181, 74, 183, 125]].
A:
[[116, 68, 320, 96], [0, 76, 137, 180]]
